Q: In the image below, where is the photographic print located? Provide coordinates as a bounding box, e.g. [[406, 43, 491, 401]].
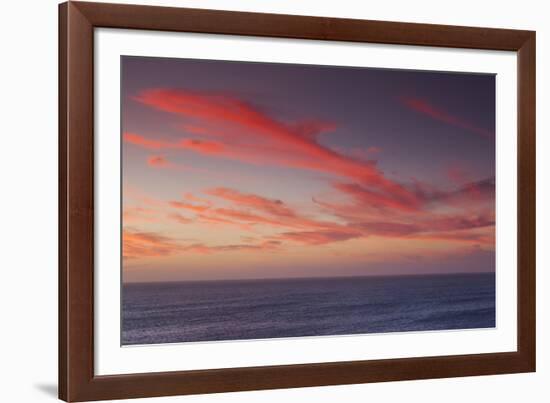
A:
[[121, 56, 496, 346]]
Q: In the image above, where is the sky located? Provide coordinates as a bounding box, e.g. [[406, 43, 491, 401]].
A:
[[121, 56, 495, 282]]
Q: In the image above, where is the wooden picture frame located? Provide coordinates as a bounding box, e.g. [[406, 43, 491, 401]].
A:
[[59, 1, 536, 401]]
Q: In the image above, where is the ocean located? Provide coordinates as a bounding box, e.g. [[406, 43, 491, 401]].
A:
[[122, 272, 495, 345]]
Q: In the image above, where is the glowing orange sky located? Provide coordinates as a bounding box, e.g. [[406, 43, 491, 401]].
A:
[[121, 56, 495, 282]]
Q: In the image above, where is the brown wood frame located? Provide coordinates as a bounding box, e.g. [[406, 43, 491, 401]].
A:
[[59, 1, 536, 401]]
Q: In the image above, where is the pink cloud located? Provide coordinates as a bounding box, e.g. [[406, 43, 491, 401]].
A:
[[180, 139, 225, 154], [312, 177, 495, 247], [168, 213, 194, 224], [400, 96, 493, 139], [367, 146, 382, 154], [165, 188, 353, 239], [174, 185, 494, 249], [123, 228, 281, 259], [124, 132, 172, 149], [446, 165, 471, 186], [147, 155, 170, 167], [124, 182, 495, 261], [334, 182, 421, 213], [274, 229, 362, 245], [145, 154, 206, 172], [202, 188, 350, 232], [130, 88, 421, 211], [123, 230, 183, 260], [125, 133, 226, 155], [123, 89, 496, 257], [169, 200, 211, 213], [205, 187, 296, 218], [438, 177, 495, 206]]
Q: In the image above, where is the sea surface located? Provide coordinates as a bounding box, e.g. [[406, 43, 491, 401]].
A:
[[122, 272, 495, 345]]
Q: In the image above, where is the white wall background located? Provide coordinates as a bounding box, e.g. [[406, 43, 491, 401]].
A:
[[0, 0, 546, 402]]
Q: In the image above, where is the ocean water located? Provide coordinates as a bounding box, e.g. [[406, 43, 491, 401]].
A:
[[122, 272, 495, 345]]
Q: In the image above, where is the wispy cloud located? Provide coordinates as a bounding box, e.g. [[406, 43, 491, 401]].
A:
[[274, 229, 362, 245], [400, 96, 493, 139], [123, 88, 495, 266], [129, 88, 419, 210], [123, 230, 183, 260], [147, 155, 170, 168], [123, 228, 281, 259], [205, 187, 296, 218], [170, 187, 346, 232]]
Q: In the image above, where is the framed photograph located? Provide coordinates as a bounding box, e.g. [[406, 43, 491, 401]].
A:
[[59, 1, 536, 401]]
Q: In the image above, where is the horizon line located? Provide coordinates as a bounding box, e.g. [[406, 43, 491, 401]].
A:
[[122, 270, 496, 285]]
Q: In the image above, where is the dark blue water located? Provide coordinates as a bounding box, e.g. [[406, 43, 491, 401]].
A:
[[122, 273, 495, 345]]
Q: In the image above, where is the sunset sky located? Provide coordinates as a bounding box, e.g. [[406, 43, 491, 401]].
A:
[[121, 56, 495, 282]]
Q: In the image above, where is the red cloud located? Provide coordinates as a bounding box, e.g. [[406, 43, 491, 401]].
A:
[[197, 213, 246, 226], [124, 182, 495, 260], [124, 89, 496, 255], [147, 155, 170, 167], [351, 212, 493, 237], [125, 133, 226, 155], [168, 213, 193, 224], [124, 132, 172, 149], [312, 176, 494, 247], [166, 188, 353, 238], [351, 221, 420, 237], [334, 182, 421, 213], [400, 96, 493, 139], [183, 193, 211, 204], [131, 88, 421, 210], [444, 165, 494, 202], [180, 139, 225, 154], [206, 187, 296, 218], [169, 185, 494, 249], [169, 200, 211, 213], [199, 188, 351, 232], [123, 229, 183, 259], [437, 177, 495, 206], [123, 228, 280, 259], [146, 154, 196, 171]]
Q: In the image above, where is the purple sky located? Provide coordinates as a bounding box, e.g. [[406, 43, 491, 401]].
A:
[[121, 56, 495, 282]]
